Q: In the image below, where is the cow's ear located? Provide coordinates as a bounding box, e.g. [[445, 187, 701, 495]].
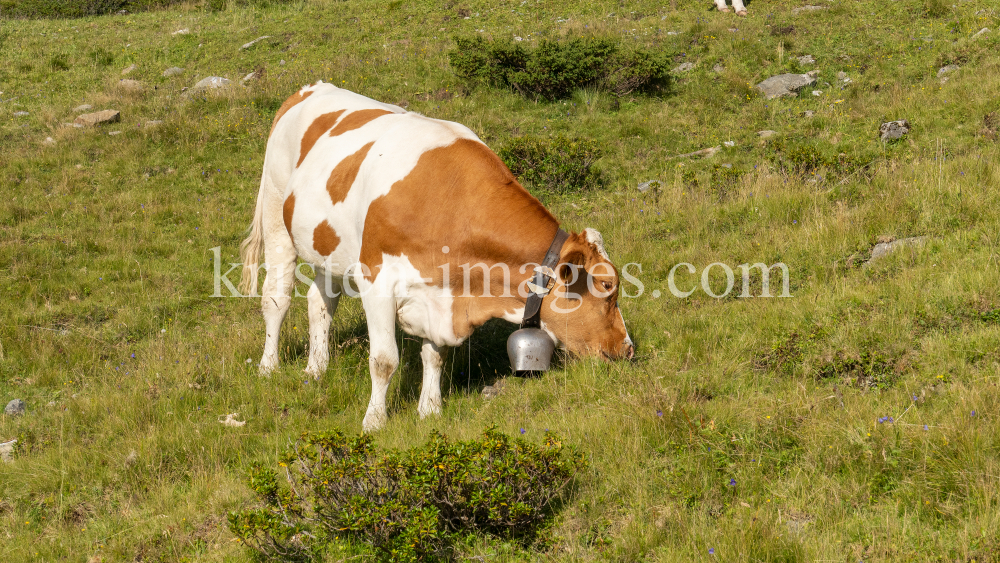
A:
[[558, 250, 586, 282]]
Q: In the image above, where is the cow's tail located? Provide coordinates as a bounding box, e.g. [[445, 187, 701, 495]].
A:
[[238, 178, 266, 297]]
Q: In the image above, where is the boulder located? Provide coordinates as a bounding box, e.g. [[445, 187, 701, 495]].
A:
[[867, 236, 927, 264], [797, 54, 815, 65], [5, 399, 26, 416], [118, 79, 145, 93], [755, 73, 816, 99], [74, 110, 120, 126], [185, 76, 233, 96], [879, 120, 910, 141]]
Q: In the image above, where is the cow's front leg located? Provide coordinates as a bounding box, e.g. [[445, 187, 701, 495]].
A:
[[418, 339, 447, 419], [732, 0, 747, 16], [304, 271, 341, 379], [714, 0, 731, 13], [361, 290, 398, 432]]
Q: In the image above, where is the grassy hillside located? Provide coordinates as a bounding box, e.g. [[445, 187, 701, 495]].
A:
[[1, 0, 999, 561]]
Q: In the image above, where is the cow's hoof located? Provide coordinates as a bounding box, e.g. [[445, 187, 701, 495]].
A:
[[736, 10, 747, 16], [718, 6, 731, 12], [362, 409, 387, 433], [418, 400, 442, 419]]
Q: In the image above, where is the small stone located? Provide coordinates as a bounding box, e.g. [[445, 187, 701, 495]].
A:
[[124, 449, 138, 466], [46, 401, 56, 407], [713, 63, 725, 73], [482, 379, 506, 399], [5, 399, 26, 416], [937, 64, 959, 78], [666, 31, 679, 35], [43, 137, 55, 146], [758, 130, 778, 138], [836, 71, 848, 80], [514, 36, 523, 41], [723, 140, 735, 147], [162, 67, 184, 77], [219, 413, 246, 427], [802, 110, 815, 117], [121, 64, 137, 75], [971, 28, 990, 40], [185, 76, 234, 96], [144, 120, 164, 128], [0, 439, 16, 462], [755, 73, 816, 99], [879, 119, 910, 141], [791, 5, 826, 15], [118, 79, 145, 93], [637, 180, 662, 193], [812, 90, 823, 96], [673, 62, 695, 73], [108, 131, 122, 136], [171, 28, 190, 35], [13, 111, 29, 117], [867, 236, 927, 264], [74, 110, 120, 126], [240, 36, 271, 50], [279, 59, 286, 66], [73, 104, 93, 112], [797, 54, 815, 65]]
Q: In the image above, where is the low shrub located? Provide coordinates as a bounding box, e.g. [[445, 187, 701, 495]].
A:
[[498, 135, 603, 193], [0, 0, 292, 18], [449, 36, 671, 100], [228, 427, 585, 562]]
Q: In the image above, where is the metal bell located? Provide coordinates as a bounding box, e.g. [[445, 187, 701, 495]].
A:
[[507, 327, 556, 373]]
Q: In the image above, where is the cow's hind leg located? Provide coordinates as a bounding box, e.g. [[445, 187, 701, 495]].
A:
[[714, 0, 731, 13], [732, 0, 747, 16], [361, 290, 399, 432], [259, 233, 296, 375], [418, 339, 447, 419], [304, 271, 342, 379]]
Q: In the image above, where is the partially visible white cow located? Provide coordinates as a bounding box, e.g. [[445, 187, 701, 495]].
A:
[[714, 0, 748, 16]]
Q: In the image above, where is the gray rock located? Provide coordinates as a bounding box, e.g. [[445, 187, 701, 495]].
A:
[[73, 104, 93, 112], [108, 131, 122, 136], [13, 111, 29, 117], [937, 64, 959, 78], [185, 76, 234, 97], [121, 64, 137, 75], [802, 110, 815, 117], [482, 379, 506, 399], [755, 73, 816, 99], [242, 71, 260, 83], [5, 399, 26, 416], [637, 180, 662, 193], [971, 28, 990, 40], [118, 79, 145, 93], [797, 54, 815, 65], [758, 130, 778, 138], [279, 59, 286, 66], [812, 90, 823, 96], [43, 137, 55, 146], [144, 120, 164, 128], [867, 236, 928, 264], [836, 71, 848, 80], [162, 67, 184, 77], [791, 5, 826, 15], [74, 110, 120, 126], [0, 439, 15, 462], [713, 63, 725, 73], [673, 62, 695, 73], [240, 35, 271, 50], [879, 120, 910, 141], [171, 28, 190, 35]]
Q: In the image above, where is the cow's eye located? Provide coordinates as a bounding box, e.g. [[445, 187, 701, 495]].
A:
[[602, 281, 613, 292]]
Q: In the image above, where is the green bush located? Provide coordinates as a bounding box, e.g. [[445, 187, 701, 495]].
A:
[[498, 135, 603, 194], [0, 0, 292, 18], [228, 427, 585, 562], [449, 36, 671, 100]]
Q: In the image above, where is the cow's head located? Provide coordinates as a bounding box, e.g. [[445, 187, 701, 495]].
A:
[[539, 229, 634, 360]]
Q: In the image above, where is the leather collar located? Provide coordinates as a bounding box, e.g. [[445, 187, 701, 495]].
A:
[[521, 229, 569, 329]]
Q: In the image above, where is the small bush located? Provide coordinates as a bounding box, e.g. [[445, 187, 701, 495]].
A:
[[449, 36, 671, 100], [498, 135, 603, 193], [229, 427, 585, 562]]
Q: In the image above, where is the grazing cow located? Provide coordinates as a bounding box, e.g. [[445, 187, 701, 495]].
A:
[[239, 82, 633, 431], [714, 0, 748, 16]]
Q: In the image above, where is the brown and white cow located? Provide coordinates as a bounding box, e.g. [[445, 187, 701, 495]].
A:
[[239, 82, 633, 432]]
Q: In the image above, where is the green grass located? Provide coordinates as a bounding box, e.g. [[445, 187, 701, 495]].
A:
[[1, 0, 1000, 561]]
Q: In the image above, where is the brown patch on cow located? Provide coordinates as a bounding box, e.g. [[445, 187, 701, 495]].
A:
[[327, 142, 375, 205], [270, 89, 314, 137], [282, 193, 296, 245], [312, 220, 341, 256], [297, 110, 346, 167], [328, 109, 392, 137], [359, 138, 559, 339]]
